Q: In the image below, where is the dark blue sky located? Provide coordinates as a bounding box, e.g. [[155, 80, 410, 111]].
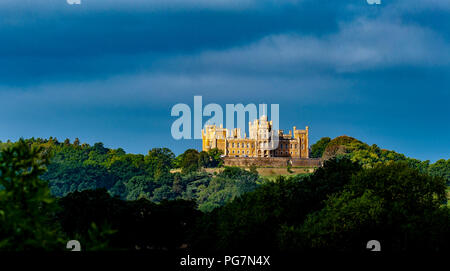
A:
[[0, 0, 449, 161]]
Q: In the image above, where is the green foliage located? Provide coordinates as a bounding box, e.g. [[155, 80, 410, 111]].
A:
[[58, 189, 201, 250], [321, 136, 450, 183], [192, 157, 450, 252], [179, 149, 201, 174], [321, 136, 364, 160], [151, 185, 176, 203], [190, 158, 361, 251], [287, 164, 294, 173], [27, 136, 261, 211], [145, 148, 175, 180], [0, 139, 65, 250], [206, 148, 224, 168], [309, 137, 331, 158], [196, 167, 259, 212], [125, 176, 155, 201], [428, 159, 450, 185], [279, 190, 383, 251], [249, 164, 258, 175], [0, 137, 448, 252], [280, 162, 449, 251]]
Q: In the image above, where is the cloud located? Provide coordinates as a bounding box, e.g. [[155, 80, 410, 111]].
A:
[[0, 0, 448, 162], [0, 71, 351, 110], [1, 7, 448, 110], [160, 16, 450, 75], [2, 0, 447, 87]]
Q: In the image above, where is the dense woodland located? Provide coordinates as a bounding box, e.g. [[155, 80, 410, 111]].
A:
[[0, 136, 448, 251]]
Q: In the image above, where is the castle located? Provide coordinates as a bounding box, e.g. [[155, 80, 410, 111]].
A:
[[202, 115, 309, 158]]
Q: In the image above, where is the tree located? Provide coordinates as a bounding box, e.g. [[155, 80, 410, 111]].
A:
[[428, 159, 450, 184], [190, 158, 361, 251], [198, 148, 223, 168], [282, 162, 449, 251], [321, 136, 363, 160], [0, 139, 65, 250], [207, 148, 224, 168], [73, 138, 80, 147], [145, 148, 175, 180], [180, 149, 200, 174], [196, 171, 257, 212], [309, 137, 331, 158], [198, 151, 210, 168], [124, 176, 155, 201], [151, 185, 175, 203]]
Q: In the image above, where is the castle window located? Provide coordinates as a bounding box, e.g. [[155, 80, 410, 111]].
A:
[[237, 143, 240, 148], [232, 150, 235, 154], [238, 150, 240, 154], [232, 143, 235, 147], [290, 144, 292, 148], [295, 144, 297, 148]]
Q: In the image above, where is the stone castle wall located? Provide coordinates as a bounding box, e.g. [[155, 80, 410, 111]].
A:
[[223, 157, 322, 167]]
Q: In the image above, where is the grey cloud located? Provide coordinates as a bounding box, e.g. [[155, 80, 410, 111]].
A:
[[0, 71, 351, 110], [156, 17, 449, 76]]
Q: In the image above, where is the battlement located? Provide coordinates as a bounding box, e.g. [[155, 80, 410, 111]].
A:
[[202, 116, 310, 158]]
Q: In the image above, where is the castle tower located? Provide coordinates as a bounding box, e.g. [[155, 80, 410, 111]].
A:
[[201, 116, 310, 159]]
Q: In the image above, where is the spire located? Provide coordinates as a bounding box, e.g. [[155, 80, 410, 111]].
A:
[[259, 103, 268, 120]]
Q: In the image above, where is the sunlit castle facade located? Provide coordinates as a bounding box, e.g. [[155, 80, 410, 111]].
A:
[[202, 115, 309, 158]]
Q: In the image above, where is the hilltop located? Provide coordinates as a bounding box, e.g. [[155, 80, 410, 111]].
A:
[[0, 137, 449, 252], [0, 136, 448, 213]]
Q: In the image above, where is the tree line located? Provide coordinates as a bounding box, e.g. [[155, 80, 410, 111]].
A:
[[0, 137, 448, 251], [0, 138, 248, 213], [310, 135, 449, 184]]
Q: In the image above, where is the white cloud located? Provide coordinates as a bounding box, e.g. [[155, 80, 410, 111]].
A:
[[163, 17, 450, 75], [1, 14, 448, 109], [0, 71, 350, 110]]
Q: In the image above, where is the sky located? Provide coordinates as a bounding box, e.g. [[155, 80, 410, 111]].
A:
[[0, 0, 449, 162]]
